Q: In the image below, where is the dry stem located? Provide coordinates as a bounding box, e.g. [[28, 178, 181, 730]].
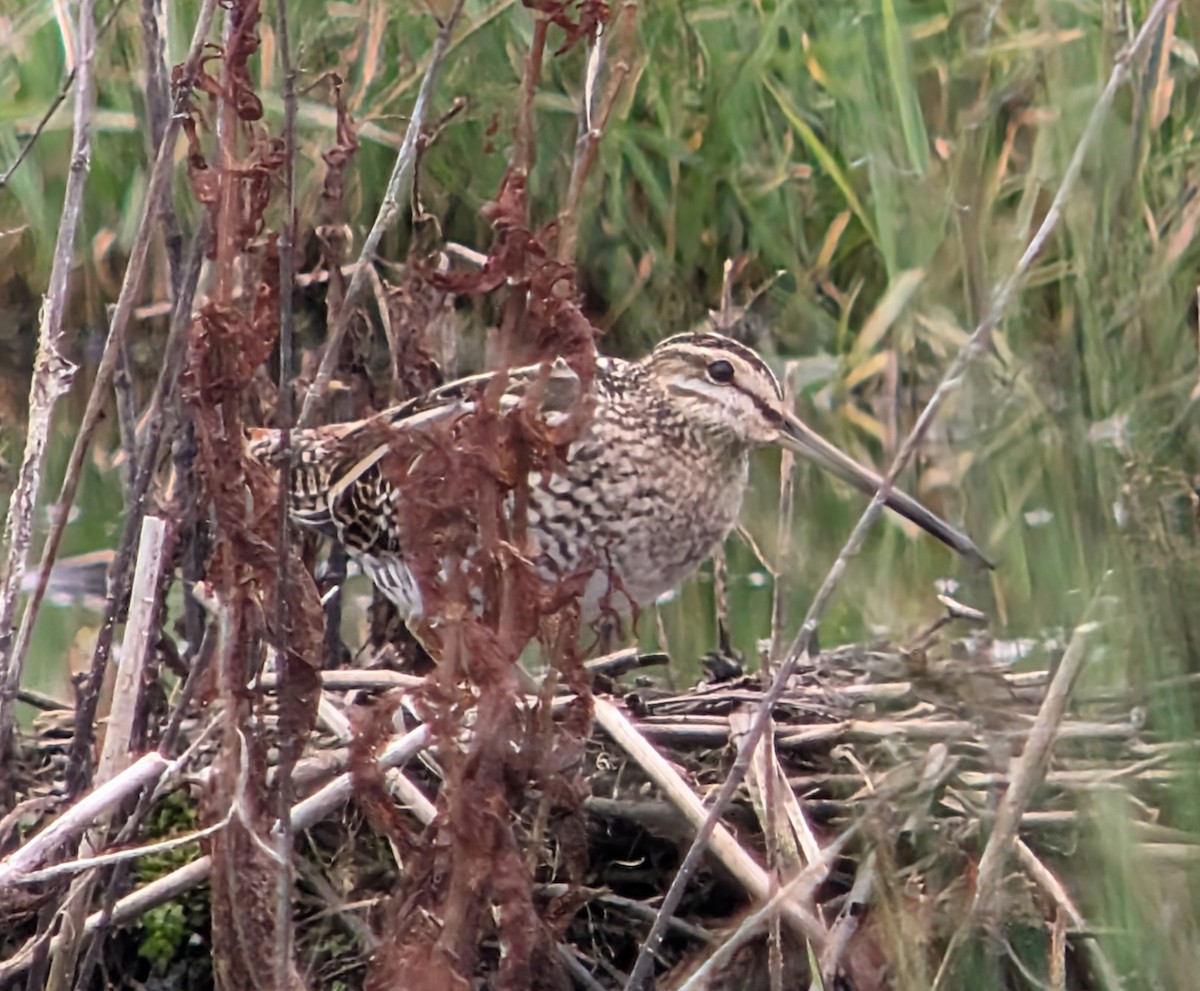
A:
[[45, 514, 171, 990], [0, 0, 96, 774], [594, 698, 828, 952]]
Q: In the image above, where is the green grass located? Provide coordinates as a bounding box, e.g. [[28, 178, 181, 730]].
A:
[[5, 0, 1200, 987]]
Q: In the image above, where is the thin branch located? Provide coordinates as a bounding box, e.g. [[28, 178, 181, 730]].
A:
[[0, 0, 126, 190], [297, 0, 467, 427], [0, 70, 76, 190], [622, 2, 1180, 986], [273, 0, 300, 982], [0, 0, 221, 782], [0, 0, 97, 777], [555, 1, 636, 264]]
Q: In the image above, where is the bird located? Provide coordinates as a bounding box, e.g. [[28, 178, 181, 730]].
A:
[[247, 332, 989, 625]]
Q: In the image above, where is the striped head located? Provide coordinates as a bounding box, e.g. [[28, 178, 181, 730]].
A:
[[643, 331, 993, 568], [643, 332, 787, 448]]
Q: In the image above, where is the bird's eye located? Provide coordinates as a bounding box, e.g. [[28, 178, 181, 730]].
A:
[[707, 359, 735, 384]]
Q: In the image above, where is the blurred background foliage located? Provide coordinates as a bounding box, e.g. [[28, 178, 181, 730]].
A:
[[4, 0, 1200, 985]]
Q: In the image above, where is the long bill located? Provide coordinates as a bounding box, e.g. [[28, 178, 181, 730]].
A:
[[777, 413, 993, 569]]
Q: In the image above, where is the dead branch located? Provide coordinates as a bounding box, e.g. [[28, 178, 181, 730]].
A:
[[0, 0, 96, 780]]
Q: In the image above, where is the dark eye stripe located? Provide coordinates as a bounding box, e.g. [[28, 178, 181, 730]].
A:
[[655, 332, 783, 401]]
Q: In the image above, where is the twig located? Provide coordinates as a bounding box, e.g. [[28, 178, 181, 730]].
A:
[[0, 752, 170, 891], [298, 0, 467, 427], [555, 1, 636, 264], [0, 0, 126, 190], [273, 0, 300, 982], [623, 2, 1180, 985], [930, 612, 1100, 989], [0, 0, 221, 784], [593, 698, 827, 952], [0, 70, 76, 190], [0, 0, 96, 778]]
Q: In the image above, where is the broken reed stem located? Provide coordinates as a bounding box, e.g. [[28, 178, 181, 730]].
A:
[[44, 514, 171, 991], [298, 0, 467, 428], [593, 699, 828, 951], [930, 610, 1099, 990], [623, 2, 1180, 985], [0, 725, 430, 983], [1, 0, 220, 786], [674, 826, 857, 991], [0, 0, 95, 774], [97, 516, 171, 778]]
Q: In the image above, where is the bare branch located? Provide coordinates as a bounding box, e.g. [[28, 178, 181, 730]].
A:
[[556, 1, 636, 264], [0, 0, 97, 774], [274, 0, 301, 980]]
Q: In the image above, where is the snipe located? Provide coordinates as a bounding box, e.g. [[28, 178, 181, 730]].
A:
[[249, 333, 989, 622]]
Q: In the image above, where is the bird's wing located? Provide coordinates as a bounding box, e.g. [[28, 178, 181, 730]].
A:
[[377, 356, 584, 430], [248, 357, 589, 553]]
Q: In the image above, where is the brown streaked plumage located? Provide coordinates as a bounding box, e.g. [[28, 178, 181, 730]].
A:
[[248, 333, 989, 621]]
